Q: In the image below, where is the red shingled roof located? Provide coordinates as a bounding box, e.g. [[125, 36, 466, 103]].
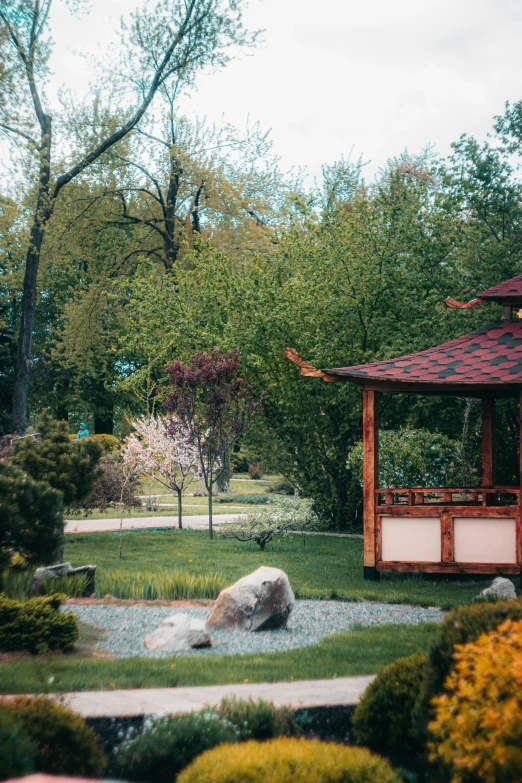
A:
[[478, 274, 522, 302], [324, 320, 522, 390]]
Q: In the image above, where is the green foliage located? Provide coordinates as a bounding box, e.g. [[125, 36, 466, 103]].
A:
[[225, 496, 317, 549], [177, 737, 402, 783], [1, 567, 34, 601], [113, 709, 238, 783], [217, 493, 269, 504], [96, 568, 226, 600], [216, 697, 296, 740], [0, 593, 79, 653], [413, 599, 522, 744], [230, 450, 249, 472], [2, 697, 106, 777], [347, 429, 461, 489], [13, 412, 103, 506], [92, 433, 121, 453], [0, 461, 64, 568], [41, 572, 91, 598], [0, 708, 35, 779], [352, 652, 427, 762]]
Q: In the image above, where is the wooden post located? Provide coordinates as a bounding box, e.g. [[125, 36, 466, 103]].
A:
[[481, 399, 496, 489], [363, 388, 379, 581]]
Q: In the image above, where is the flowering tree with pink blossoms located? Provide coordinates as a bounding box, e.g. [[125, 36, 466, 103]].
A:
[[122, 415, 201, 531]]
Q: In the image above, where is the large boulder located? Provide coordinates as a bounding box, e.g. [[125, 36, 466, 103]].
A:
[[29, 562, 96, 597], [208, 566, 294, 632], [144, 613, 212, 652], [477, 576, 517, 602]]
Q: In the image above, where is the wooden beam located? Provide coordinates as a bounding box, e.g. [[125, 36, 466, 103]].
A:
[[377, 561, 520, 575], [482, 399, 496, 488], [441, 512, 454, 563], [375, 505, 517, 517], [363, 389, 379, 570]]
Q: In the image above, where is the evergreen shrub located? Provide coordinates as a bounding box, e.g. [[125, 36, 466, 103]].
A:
[[178, 737, 402, 783], [0, 708, 35, 780], [13, 411, 103, 506], [113, 709, 238, 783], [414, 599, 522, 739], [92, 433, 120, 452], [0, 462, 64, 568], [352, 652, 426, 761], [2, 697, 106, 777], [0, 593, 79, 653], [428, 618, 522, 783], [215, 697, 296, 740]]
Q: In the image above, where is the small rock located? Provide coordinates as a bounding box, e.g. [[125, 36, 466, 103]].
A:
[[478, 576, 517, 602], [144, 613, 212, 652], [208, 566, 295, 632], [29, 563, 96, 597]]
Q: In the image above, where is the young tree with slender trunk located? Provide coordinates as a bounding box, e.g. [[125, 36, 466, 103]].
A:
[[164, 349, 262, 538], [0, 0, 256, 434], [122, 414, 200, 530]]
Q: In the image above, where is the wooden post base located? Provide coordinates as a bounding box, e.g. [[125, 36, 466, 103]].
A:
[[364, 566, 380, 581]]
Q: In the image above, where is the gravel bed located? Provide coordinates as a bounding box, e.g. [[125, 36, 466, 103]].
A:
[[63, 601, 443, 659]]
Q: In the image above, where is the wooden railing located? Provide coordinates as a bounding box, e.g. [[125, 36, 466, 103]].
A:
[[376, 487, 521, 507]]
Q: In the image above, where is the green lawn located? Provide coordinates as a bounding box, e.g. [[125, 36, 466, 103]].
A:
[[64, 529, 483, 609], [0, 622, 437, 694], [68, 475, 275, 520]]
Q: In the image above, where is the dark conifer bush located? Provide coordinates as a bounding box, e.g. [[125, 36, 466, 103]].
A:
[[0, 462, 64, 568], [13, 411, 103, 506]]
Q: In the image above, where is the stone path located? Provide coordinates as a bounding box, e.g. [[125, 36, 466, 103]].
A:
[[65, 514, 244, 534], [65, 516, 362, 537], [54, 676, 375, 718]]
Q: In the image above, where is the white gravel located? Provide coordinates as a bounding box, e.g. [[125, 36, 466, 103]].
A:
[[63, 601, 443, 658]]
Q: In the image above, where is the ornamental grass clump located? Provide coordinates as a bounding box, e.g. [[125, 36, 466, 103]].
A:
[[177, 737, 402, 783], [352, 652, 427, 763], [113, 709, 238, 783], [96, 568, 225, 600], [428, 618, 522, 783]]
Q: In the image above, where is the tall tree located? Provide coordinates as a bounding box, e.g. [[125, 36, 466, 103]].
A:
[[0, 0, 256, 433]]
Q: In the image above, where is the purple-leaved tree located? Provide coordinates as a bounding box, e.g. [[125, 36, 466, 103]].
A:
[[164, 349, 262, 539]]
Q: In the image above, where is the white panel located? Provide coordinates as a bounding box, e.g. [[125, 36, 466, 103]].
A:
[[381, 517, 441, 562], [454, 517, 517, 564]]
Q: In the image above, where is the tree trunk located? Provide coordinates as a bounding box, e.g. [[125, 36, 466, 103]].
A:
[[177, 489, 183, 529], [12, 115, 52, 435], [94, 409, 114, 435], [208, 485, 213, 540]]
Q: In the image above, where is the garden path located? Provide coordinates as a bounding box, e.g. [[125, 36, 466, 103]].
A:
[[54, 676, 375, 718]]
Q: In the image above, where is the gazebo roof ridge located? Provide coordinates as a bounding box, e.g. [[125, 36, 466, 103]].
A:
[[477, 273, 522, 304]]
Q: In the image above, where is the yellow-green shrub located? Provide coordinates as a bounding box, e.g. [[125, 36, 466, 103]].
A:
[[92, 434, 121, 453], [1, 697, 106, 777], [177, 737, 401, 783], [353, 652, 426, 761], [0, 593, 79, 653], [428, 618, 522, 783]]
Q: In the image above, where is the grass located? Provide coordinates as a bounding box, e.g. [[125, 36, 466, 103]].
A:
[[64, 529, 484, 609], [96, 569, 226, 600], [0, 622, 437, 694], [67, 475, 278, 520]]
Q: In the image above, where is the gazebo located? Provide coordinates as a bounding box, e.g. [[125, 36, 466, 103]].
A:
[[286, 274, 522, 581]]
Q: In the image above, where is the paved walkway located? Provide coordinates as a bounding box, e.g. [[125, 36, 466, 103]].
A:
[[52, 676, 374, 718], [65, 514, 244, 534]]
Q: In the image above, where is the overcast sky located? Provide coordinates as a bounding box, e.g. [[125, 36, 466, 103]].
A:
[[37, 0, 522, 181]]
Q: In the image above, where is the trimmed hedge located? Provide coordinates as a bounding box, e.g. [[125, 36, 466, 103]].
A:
[[429, 618, 522, 783], [178, 737, 402, 783], [352, 652, 426, 762], [113, 709, 238, 783], [1, 697, 106, 777], [0, 708, 35, 780], [0, 593, 79, 653], [413, 599, 522, 741]]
